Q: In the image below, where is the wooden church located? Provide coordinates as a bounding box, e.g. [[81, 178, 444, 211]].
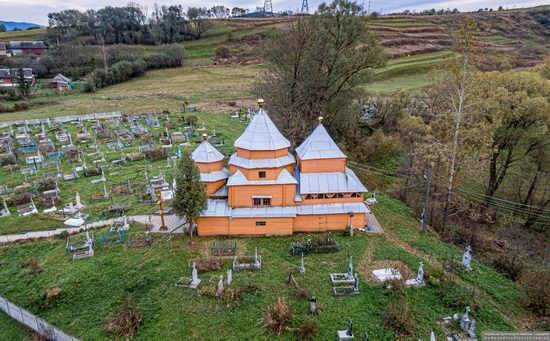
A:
[[192, 100, 370, 236]]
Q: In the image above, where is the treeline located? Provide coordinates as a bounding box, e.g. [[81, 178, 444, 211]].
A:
[[83, 44, 185, 92], [47, 3, 215, 45]]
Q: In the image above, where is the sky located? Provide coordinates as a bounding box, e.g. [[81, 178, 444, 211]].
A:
[[0, 0, 547, 25]]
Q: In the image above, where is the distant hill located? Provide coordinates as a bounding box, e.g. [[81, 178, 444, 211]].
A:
[[0, 20, 43, 31]]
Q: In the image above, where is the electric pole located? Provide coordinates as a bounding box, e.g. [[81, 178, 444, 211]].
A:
[[264, 0, 273, 16], [301, 0, 309, 14]]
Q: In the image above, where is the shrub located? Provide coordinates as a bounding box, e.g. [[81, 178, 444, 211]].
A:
[[45, 287, 62, 305], [383, 301, 415, 337], [14, 102, 30, 111], [263, 297, 292, 335], [439, 283, 475, 309], [23, 258, 43, 274], [295, 316, 318, 340], [215, 45, 231, 59], [105, 296, 143, 339], [520, 268, 550, 316], [356, 130, 401, 164]]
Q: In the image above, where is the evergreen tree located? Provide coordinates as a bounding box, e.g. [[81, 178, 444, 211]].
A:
[[172, 151, 208, 244], [16, 68, 31, 99]]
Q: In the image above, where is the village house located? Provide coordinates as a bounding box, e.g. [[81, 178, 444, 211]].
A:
[[9, 41, 46, 55], [50, 74, 72, 91], [0, 68, 34, 87], [193, 100, 369, 236], [0, 42, 7, 56]]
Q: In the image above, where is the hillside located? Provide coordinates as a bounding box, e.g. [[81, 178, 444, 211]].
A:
[[0, 20, 43, 31], [0, 196, 525, 340]]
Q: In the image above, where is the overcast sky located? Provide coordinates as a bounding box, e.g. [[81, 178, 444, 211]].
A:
[[0, 0, 547, 25]]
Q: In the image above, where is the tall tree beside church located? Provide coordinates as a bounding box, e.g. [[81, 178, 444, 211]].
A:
[[254, 0, 385, 146], [173, 151, 208, 244]]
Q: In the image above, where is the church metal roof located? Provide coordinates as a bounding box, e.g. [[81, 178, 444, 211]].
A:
[[191, 140, 224, 163], [200, 200, 369, 217], [229, 153, 295, 169], [200, 168, 229, 182], [227, 168, 298, 186], [234, 108, 290, 151], [299, 168, 368, 194], [295, 124, 347, 160]]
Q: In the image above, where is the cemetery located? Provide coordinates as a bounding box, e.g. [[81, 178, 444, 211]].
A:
[[0, 108, 530, 340]]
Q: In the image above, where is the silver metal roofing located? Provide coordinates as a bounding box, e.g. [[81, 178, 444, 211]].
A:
[[191, 140, 224, 163], [295, 124, 347, 160], [227, 169, 297, 186], [51, 74, 71, 84], [234, 108, 290, 151], [200, 168, 229, 182], [211, 185, 228, 197], [200, 200, 369, 217], [229, 153, 295, 169], [300, 168, 368, 194]]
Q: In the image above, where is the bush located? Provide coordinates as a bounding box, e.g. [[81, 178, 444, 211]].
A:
[[356, 130, 401, 164], [520, 268, 550, 316], [105, 296, 143, 339], [263, 297, 292, 335], [384, 301, 415, 337], [295, 316, 318, 340], [439, 283, 475, 309], [215, 45, 231, 59], [23, 258, 43, 274], [14, 102, 30, 111]]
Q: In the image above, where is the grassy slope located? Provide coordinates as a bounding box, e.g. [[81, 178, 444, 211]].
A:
[[0, 196, 522, 340], [0, 28, 47, 41]]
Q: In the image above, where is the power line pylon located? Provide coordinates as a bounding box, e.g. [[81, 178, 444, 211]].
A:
[[264, 0, 273, 16], [301, 0, 309, 14]]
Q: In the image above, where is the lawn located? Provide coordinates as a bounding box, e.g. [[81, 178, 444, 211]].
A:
[[0, 195, 524, 340], [0, 28, 47, 41], [0, 64, 263, 122]]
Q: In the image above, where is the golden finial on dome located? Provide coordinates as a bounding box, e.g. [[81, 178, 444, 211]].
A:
[[318, 116, 324, 123], [202, 133, 208, 140], [257, 98, 265, 108]]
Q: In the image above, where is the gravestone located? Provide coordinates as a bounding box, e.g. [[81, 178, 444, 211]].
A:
[[430, 331, 436, 341], [216, 275, 224, 297], [299, 252, 305, 274], [1, 199, 10, 217], [74, 192, 85, 210], [468, 319, 476, 338], [330, 256, 355, 284], [226, 269, 232, 285], [338, 320, 354, 340], [459, 306, 471, 331], [309, 296, 318, 314], [462, 246, 473, 271], [405, 261, 425, 288]]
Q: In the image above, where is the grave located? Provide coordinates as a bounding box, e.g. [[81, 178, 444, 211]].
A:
[[330, 256, 355, 284], [216, 275, 224, 297], [98, 229, 127, 246], [64, 212, 86, 227], [309, 296, 319, 314], [462, 246, 473, 271], [1, 199, 11, 217], [17, 197, 38, 216], [226, 269, 232, 285], [127, 232, 153, 248], [175, 262, 201, 289], [299, 252, 305, 274], [110, 216, 130, 232], [405, 261, 425, 288], [290, 234, 340, 255], [337, 320, 354, 341], [74, 192, 85, 210], [233, 247, 262, 271], [72, 245, 94, 261], [66, 229, 94, 253], [333, 272, 360, 296], [211, 240, 237, 257], [372, 268, 402, 282]]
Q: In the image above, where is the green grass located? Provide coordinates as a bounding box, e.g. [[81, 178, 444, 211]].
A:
[[0, 195, 525, 340], [0, 64, 263, 122], [0, 28, 47, 41], [478, 34, 514, 43], [369, 19, 434, 28]]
